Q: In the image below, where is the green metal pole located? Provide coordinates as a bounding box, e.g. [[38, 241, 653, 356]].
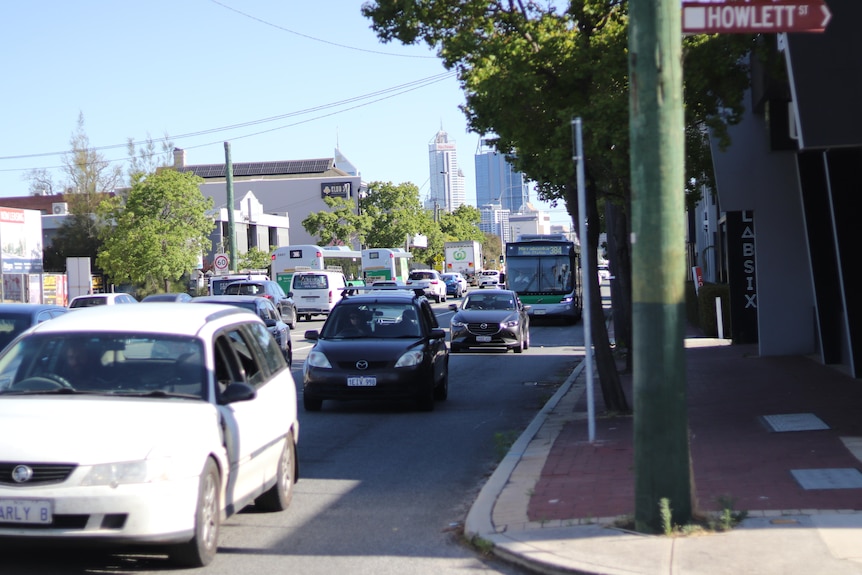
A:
[[629, 0, 691, 531], [224, 142, 237, 273]]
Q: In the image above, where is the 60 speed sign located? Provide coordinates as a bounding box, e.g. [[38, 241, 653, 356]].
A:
[[214, 253, 229, 272]]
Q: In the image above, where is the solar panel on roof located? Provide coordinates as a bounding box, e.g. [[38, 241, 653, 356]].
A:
[[182, 158, 335, 178]]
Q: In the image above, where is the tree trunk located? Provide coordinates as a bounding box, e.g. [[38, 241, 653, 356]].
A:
[[566, 180, 631, 414], [606, 200, 633, 373], [586, 186, 630, 413]]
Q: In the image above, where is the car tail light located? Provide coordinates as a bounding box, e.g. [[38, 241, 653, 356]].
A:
[[264, 294, 274, 300], [328, 290, 333, 303]]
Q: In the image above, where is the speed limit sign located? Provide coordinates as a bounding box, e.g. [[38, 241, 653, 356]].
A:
[[214, 253, 229, 273]]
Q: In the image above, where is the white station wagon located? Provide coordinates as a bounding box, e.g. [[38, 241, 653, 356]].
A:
[[0, 303, 299, 567]]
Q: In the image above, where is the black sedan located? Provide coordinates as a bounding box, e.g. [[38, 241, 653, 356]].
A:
[[448, 289, 531, 353], [192, 295, 292, 366], [302, 289, 449, 412]]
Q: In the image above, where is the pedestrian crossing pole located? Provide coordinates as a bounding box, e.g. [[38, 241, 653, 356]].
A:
[[629, 0, 692, 531]]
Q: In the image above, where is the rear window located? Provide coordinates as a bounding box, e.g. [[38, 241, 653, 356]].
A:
[[225, 283, 263, 296], [70, 297, 107, 308], [293, 274, 329, 289], [410, 271, 436, 280]]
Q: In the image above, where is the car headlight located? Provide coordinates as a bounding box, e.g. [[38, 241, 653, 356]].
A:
[[451, 319, 466, 328], [81, 457, 174, 487], [305, 350, 332, 368], [395, 350, 423, 368], [504, 320, 519, 328], [560, 295, 574, 304]]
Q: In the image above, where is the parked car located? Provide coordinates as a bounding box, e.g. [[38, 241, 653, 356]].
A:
[[302, 288, 449, 412], [0, 303, 299, 567], [141, 292, 193, 302], [0, 303, 68, 351], [223, 280, 296, 328], [290, 270, 348, 322], [448, 288, 531, 353], [192, 295, 292, 366], [405, 269, 447, 303], [441, 273, 466, 298], [69, 293, 138, 308]]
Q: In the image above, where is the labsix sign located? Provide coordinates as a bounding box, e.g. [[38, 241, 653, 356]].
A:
[[682, 0, 832, 34]]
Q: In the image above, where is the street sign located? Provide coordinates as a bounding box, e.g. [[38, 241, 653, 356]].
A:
[[682, 0, 832, 34], [214, 253, 229, 273]]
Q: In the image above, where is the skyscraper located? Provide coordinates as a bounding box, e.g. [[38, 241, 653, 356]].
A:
[[427, 129, 466, 213], [474, 138, 530, 213]]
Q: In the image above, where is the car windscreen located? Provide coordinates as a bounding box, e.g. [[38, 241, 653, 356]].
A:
[[322, 303, 421, 339], [0, 333, 206, 398]]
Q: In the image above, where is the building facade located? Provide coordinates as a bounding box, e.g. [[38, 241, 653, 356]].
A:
[[474, 139, 530, 213], [427, 129, 466, 213]]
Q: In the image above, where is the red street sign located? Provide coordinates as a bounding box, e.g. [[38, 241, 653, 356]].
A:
[[682, 0, 832, 34]]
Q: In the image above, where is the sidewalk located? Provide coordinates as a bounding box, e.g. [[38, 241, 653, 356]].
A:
[[465, 337, 862, 574]]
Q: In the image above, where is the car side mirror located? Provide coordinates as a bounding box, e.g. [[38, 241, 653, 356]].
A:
[[304, 330, 320, 341], [430, 328, 446, 340], [448, 303, 458, 311], [264, 318, 277, 327], [287, 291, 294, 298], [220, 381, 256, 405]]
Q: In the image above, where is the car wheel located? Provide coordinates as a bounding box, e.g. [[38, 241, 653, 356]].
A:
[[441, 292, 446, 302], [254, 434, 296, 511], [304, 394, 323, 412], [284, 342, 292, 367], [524, 329, 531, 350], [169, 458, 220, 567], [287, 310, 296, 330], [514, 337, 524, 353]]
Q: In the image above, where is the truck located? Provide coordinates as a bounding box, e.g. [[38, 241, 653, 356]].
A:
[[444, 241, 483, 286]]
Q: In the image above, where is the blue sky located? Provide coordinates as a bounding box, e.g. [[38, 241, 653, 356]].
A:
[[0, 0, 570, 224]]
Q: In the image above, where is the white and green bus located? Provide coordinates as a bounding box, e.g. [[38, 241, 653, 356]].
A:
[[361, 248, 412, 283], [271, 245, 362, 293], [505, 234, 582, 324]]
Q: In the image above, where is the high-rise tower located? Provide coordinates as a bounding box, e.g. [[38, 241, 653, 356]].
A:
[[427, 129, 466, 213], [474, 138, 530, 213]]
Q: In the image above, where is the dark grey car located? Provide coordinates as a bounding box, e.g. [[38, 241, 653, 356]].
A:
[[0, 303, 68, 352], [448, 289, 531, 353]]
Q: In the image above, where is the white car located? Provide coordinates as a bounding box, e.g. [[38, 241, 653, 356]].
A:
[[0, 304, 299, 567], [405, 269, 447, 303], [69, 292, 138, 307], [478, 270, 501, 288]]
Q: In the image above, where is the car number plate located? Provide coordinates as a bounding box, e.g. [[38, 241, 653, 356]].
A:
[[0, 498, 52, 524], [347, 376, 377, 387], [476, 335, 492, 343], [535, 309, 546, 315]]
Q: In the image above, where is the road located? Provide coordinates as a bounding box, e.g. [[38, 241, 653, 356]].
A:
[[3, 291, 585, 574]]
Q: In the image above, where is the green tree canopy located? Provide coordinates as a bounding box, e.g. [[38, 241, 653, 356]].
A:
[[97, 170, 214, 292]]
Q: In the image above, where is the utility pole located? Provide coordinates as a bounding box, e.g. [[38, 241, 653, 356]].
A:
[[224, 142, 237, 273], [629, 0, 691, 531]]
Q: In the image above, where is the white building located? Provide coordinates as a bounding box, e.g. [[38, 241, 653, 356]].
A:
[[427, 129, 466, 213]]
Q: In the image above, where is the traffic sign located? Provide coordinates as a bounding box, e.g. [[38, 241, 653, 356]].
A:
[[682, 0, 832, 34], [214, 253, 229, 273]]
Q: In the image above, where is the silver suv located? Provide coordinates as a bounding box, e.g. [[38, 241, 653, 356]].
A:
[[406, 269, 447, 303]]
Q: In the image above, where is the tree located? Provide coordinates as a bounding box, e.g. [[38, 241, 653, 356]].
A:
[[34, 113, 123, 272], [238, 246, 274, 272], [362, 0, 753, 414], [127, 132, 175, 186], [361, 181, 432, 249], [97, 170, 214, 292], [438, 204, 483, 242], [301, 196, 370, 247]]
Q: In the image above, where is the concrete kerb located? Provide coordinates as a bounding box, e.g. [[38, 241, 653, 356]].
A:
[[464, 357, 588, 544]]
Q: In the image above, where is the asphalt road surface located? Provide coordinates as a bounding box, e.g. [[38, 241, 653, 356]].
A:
[[3, 294, 585, 575]]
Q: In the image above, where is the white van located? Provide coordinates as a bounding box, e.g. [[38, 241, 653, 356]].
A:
[[290, 270, 347, 321]]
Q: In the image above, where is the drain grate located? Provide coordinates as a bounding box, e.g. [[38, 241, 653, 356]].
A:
[[791, 468, 862, 490], [761, 413, 830, 432]]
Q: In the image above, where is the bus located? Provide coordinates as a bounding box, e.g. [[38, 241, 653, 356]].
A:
[[504, 234, 581, 324], [361, 248, 412, 283], [271, 245, 362, 293]]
